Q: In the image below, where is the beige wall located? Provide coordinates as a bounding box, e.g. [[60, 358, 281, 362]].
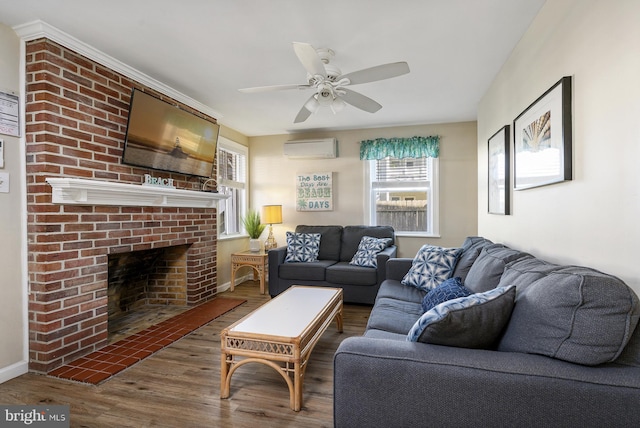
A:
[[477, 0, 640, 295], [0, 24, 27, 381], [246, 121, 478, 260]]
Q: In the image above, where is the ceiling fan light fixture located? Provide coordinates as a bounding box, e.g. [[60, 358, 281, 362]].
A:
[[317, 85, 334, 107], [331, 97, 346, 114]]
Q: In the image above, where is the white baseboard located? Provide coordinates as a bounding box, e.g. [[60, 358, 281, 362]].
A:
[[216, 273, 254, 294], [0, 360, 28, 385]]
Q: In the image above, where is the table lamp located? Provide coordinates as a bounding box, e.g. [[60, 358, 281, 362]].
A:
[[261, 205, 282, 250]]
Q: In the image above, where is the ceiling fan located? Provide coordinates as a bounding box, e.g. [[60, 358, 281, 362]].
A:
[[239, 42, 410, 123]]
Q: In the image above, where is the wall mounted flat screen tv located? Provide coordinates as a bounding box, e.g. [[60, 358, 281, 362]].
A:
[[122, 89, 220, 178]]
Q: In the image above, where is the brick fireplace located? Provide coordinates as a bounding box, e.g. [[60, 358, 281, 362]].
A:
[[25, 38, 220, 373]]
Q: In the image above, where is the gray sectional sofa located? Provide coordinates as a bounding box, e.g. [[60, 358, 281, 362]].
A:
[[334, 236, 640, 427], [268, 225, 396, 304]]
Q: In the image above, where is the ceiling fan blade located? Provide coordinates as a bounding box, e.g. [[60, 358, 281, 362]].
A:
[[239, 83, 311, 93], [340, 62, 410, 85], [294, 94, 317, 123], [340, 88, 382, 113], [293, 42, 327, 78]]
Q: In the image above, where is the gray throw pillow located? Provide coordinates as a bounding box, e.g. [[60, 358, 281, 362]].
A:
[[407, 285, 516, 349]]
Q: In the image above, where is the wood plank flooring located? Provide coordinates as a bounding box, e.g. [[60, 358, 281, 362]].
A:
[[0, 281, 372, 427]]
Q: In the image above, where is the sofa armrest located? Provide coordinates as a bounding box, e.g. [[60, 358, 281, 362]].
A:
[[385, 257, 413, 281], [267, 246, 287, 295], [334, 336, 640, 428], [374, 245, 397, 285]]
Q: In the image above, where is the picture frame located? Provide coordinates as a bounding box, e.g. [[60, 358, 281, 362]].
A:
[[296, 172, 333, 211], [488, 125, 510, 215], [513, 76, 572, 190]]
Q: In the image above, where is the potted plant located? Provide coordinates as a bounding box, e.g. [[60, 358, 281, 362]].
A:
[[242, 209, 266, 251]]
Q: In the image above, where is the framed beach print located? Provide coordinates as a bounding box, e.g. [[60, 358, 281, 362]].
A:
[[513, 76, 572, 190], [488, 125, 510, 215]]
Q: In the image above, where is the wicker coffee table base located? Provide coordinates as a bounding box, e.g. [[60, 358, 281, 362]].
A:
[[220, 287, 343, 411]]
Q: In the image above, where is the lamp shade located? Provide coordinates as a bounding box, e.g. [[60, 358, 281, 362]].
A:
[[261, 205, 282, 224]]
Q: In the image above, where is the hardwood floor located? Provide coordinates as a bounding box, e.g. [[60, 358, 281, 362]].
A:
[[0, 281, 372, 427]]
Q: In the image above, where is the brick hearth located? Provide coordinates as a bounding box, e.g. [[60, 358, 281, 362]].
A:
[[25, 38, 219, 373]]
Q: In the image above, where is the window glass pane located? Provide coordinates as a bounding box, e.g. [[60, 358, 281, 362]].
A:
[[217, 138, 247, 237], [368, 157, 436, 234], [375, 190, 428, 232]]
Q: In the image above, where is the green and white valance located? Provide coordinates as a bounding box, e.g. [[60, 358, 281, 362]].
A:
[[359, 136, 440, 160]]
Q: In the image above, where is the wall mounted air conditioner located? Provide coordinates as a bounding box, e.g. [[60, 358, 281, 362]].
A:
[[283, 138, 338, 159]]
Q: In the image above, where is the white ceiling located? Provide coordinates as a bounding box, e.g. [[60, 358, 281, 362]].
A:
[[0, 0, 546, 137]]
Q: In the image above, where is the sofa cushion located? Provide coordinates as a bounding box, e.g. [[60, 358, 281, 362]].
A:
[[407, 285, 516, 348], [284, 232, 321, 262], [497, 257, 562, 291], [421, 277, 472, 312], [401, 245, 462, 292], [326, 262, 378, 286], [366, 296, 424, 335], [452, 236, 494, 281], [295, 225, 343, 260], [340, 225, 394, 262], [464, 244, 532, 293], [349, 236, 393, 268], [616, 323, 640, 367], [278, 259, 336, 281], [498, 265, 640, 366], [364, 329, 408, 341], [375, 280, 426, 304]]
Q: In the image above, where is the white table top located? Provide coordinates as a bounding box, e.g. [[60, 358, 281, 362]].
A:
[[230, 286, 340, 337]]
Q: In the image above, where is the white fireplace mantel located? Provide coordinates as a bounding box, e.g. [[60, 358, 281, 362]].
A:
[[46, 177, 227, 208]]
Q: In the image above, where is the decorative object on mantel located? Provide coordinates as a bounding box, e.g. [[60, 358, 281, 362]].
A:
[[46, 177, 228, 208], [296, 172, 333, 211], [359, 136, 439, 160], [261, 205, 283, 250], [488, 125, 510, 215], [143, 173, 176, 189], [242, 209, 266, 252], [513, 76, 572, 190], [201, 177, 217, 191]]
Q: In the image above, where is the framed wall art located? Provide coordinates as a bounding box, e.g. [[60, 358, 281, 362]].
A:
[[513, 76, 572, 190], [296, 172, 333, 211], [488, 125, 510, 215]]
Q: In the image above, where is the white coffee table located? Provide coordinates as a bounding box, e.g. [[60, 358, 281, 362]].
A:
[[220, 286, 343, 411]]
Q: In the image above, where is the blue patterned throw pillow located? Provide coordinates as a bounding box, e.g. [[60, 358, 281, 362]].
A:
[[407, 285, 516, 349], [284, 232, 321, 263], [349, 236, 392, 268], [421, 277, 471, 313], [401, 245, 462, 291]]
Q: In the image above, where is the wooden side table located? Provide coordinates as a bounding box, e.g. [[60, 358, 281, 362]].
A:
[[230, 250, 268, 294]]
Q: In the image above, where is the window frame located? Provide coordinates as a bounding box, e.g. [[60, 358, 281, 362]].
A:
[[364, 156, 440, 237], [217, 136, 248, 240]]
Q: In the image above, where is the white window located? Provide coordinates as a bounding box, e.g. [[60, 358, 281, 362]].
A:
[[365, 157, 439, 236], [217, 137, 248, 238]]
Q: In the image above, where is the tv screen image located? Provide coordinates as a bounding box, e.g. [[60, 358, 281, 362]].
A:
[[122, 89, 220, 178]]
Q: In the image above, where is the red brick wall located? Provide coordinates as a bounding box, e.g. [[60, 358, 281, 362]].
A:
[[25, 38, 219, 373]]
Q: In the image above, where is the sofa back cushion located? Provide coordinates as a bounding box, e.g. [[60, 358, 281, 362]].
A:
[[464, 244, 532, 293], [452, 236, 494, 281], [340, 226, 394, 262], [498, 259, 640, 366], [295, 225, 343, 260], [616, 323, 640, 367]]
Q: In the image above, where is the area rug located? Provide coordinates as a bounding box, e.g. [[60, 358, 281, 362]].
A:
[[49, 297, 246, 385]]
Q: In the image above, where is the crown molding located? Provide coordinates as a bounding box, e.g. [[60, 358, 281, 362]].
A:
[[13, 20, 223, 120]]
